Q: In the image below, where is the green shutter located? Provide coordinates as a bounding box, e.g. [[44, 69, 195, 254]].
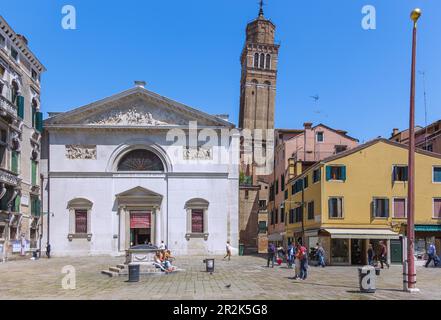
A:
[[17, 96, 24, 119], [11, 151, 19, 173], [36, 112, 43, 132], [32, 107, 36, 128], [31, 161, 37, 186], [14, 195, 20, 213], [36, 198, 41, 216], [326, 166, 331, 181], [404, 167, 409, 181], [341, 166, 347, 181]]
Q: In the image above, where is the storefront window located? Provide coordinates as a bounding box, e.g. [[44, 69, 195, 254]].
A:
[[331, 239, 349, 263]]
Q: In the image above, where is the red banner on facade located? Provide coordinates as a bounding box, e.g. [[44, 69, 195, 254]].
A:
[[130, 211, 151, 229]]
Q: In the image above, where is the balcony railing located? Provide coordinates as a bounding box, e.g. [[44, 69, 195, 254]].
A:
[[0, 168, 20, 186], [0, 94, 17, 118]]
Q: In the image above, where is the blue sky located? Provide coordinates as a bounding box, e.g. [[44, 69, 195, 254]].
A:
[[2, 0, 440, 142]]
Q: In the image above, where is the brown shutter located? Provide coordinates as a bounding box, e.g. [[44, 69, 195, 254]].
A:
[[191, 209, 204, 233], [75, 210, 87, 234]]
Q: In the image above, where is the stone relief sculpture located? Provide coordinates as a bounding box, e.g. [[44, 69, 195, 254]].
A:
[[86, 107, 169, 126], [66, 145, 97, 160], [183, 146, 213, 160]]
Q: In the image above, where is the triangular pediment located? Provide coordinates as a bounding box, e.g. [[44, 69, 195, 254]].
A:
[[44, 87, 233, 128], [116, 186, 162, 198]]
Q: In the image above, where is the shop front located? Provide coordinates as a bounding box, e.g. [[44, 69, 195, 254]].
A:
[[319, 228, 400, 266]]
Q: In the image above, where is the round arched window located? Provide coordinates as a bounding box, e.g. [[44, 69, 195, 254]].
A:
[[117, 149, 164, 171]]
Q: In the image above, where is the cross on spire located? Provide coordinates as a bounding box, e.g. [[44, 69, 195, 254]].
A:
[[258, 0, 265, 17]]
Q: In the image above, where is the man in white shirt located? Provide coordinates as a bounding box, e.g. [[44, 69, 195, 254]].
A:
[[223, 241, 232, 261], [159, 241, 166, 250]]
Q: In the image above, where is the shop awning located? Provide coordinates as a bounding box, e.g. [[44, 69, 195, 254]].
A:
[[267, 233, 284, 241], [323, 228, 400, 240], [415, 225, 441, 232]]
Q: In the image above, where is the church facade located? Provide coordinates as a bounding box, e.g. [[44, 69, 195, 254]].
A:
[[41, 84, 239, 256]]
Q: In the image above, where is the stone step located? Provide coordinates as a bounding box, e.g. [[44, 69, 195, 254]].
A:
[[109, 267, 121, 273], [101, 270, 119, 277], [116, 264, 126, 270]]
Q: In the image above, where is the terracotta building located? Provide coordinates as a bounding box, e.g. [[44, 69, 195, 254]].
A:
[[267, 123, 358, 245]]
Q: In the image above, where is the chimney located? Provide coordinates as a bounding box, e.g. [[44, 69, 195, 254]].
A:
[[392, 128, 399, 136], [214, 114, 229, 122], [303, 122, 313, 130], [134, 80, 146, 88]]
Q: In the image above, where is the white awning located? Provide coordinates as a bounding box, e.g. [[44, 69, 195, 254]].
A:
[[323, 228, 400, 240], [268, 233, 284, 241]]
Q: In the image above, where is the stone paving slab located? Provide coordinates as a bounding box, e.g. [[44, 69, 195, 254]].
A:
[[0, 255, 440, 300]]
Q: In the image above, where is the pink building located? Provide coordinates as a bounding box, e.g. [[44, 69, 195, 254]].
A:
[[267, 123, 359, 245]]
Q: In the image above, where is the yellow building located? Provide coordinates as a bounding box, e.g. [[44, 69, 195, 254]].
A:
[[285, 139, 441, 265]]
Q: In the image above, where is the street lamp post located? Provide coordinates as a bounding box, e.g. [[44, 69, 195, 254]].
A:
[[407, 8, 421, 293]]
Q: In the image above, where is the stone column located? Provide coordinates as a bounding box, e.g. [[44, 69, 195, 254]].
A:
[[155, 207, 161, 246]]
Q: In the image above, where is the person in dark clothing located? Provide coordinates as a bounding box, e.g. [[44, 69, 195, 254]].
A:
[[425, 243, 437, 267], [379, 241, 389, 269], [367, 243, 374, 266], [267, 243, 276, 268]]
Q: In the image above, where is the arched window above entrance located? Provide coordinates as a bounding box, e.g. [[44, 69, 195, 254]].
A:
[[117, 149, 164, 172]]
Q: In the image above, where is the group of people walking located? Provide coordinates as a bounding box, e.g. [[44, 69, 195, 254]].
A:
[[367, 241, 390, 269], [267, 240, 326, 280]]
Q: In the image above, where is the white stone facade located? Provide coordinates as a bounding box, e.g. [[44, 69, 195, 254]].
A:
[[42, 86, 239, 256]]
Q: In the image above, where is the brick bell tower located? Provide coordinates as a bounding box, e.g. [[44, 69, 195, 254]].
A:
[[239, 1, 279, 131], [238, 2, 279, 254]]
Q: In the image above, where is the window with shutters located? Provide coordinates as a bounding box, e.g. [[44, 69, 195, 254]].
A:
[[372, 198, 389, 218], [316, 131, 324, 142], [185, 198, 209, 239], [329, 197, 343, 218], [12, 194, 20, 213], [292, 179, 303, 195], [433, 199, 441, 219], [11, 151, 19, 174], [303, 176, 309, 189], [191, 209, 204, 233], [313, 168, 321, 183], [31, 161, 38, 186], [307, 202, 314, 220], [393, 165, 408, 182], [75, 210, 88, 234], [433, 167, 441, 183], [31, 196, 40, 216], [293, 207, 302, 223], [393, 198, 406, 218], [289, 209, 294, 224], [326, 165, 346, 181]]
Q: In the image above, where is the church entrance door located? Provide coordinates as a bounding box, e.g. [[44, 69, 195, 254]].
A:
[[129, 211, 151, 246]]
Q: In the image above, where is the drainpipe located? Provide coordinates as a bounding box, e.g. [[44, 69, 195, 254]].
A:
[[39, 173, 43, 258]]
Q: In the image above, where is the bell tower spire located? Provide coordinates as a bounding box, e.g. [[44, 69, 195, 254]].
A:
[[259, 0, 264, 17]]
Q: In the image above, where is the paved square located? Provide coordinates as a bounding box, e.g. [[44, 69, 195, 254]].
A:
[[0, 255, 440, 300]]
